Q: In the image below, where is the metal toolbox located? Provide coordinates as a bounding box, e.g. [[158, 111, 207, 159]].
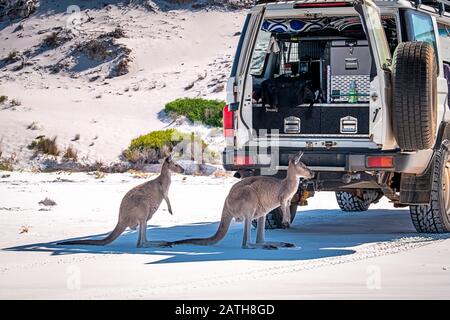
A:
[[252, 105, 370, 136], [328, 40, 372, 103]]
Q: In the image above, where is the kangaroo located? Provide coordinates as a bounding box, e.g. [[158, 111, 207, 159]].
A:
[[169, 151, 313, 249], [58, 156, 184, 248]]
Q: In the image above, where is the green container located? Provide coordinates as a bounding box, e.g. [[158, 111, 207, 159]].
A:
[[348, 80, 358, 103]]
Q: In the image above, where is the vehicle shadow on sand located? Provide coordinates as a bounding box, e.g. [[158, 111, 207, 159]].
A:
[[4, 208, 448, 264]]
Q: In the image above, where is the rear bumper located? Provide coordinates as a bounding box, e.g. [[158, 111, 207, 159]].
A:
[[222, 147, 433, 174]]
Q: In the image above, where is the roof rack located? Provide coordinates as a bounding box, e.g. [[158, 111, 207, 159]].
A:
[[254, 0, 450, 15], [412, 0, 450, 15]]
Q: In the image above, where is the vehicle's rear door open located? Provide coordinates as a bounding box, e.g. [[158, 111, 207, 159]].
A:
[[354, 0, 392, 70], [224, 5, 265, 168], [233, 5, 266, 148], [354, 0, 395, 149]]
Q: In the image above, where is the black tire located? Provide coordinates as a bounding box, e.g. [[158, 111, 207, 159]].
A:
[[392, 41, 437, 151], [252, 204, 298, 230], [335, 190, 382, 212], [410, 140, 450, 233]]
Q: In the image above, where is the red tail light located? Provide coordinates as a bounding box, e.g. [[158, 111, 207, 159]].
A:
[[294, 2, 352, 8], [223, 105, 234, 138], [234, 155, 254, 166], [367, 156, 394, 168]]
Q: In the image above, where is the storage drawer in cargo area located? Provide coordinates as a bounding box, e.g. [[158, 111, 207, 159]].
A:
[[252, 105, 370, 136]]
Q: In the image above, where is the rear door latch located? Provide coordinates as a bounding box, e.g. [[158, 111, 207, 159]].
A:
[[284, 116, 301, 134]]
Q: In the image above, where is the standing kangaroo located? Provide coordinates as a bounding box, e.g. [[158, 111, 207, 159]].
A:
[[169, 151, 313, 249], [58, 156, 184, 248]]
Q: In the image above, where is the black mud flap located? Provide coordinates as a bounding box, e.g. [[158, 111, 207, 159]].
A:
[[400, 123, 450, 205], [400, 170, 433, 205]]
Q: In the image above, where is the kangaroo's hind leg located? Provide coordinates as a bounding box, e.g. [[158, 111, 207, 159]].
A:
[[256, 216, 266, 243], [136, 219, 172, 248], [242, 217, 277, 250]]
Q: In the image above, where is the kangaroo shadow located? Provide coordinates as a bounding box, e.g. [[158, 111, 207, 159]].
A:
[[5, 208, 447, 264]]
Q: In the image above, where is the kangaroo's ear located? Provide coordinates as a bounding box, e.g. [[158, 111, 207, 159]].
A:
[[294, 151, 303, 164], [166, 155, 172, 162]]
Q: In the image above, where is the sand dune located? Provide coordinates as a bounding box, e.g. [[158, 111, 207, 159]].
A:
[[0, 1, 246, 168]]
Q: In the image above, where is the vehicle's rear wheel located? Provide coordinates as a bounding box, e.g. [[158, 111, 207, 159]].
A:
[[335, 190, 382, 212], [252, 204, 298, 230], [410, 140, 450, 233], [391, 41, 437, 151]]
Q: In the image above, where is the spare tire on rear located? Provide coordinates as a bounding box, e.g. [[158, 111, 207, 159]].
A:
[[391, 41, 437, 151]]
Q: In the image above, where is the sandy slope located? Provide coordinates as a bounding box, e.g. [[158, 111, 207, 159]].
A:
[[0, 3, 245, 167], [0, 171, 449, 299]]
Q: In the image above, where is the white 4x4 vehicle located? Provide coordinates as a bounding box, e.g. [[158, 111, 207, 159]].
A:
[[223, 0, 450, 231]]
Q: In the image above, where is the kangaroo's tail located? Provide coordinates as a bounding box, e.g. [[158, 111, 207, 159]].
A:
[[57, 222, 126, 246], [171, 208, 233, 246]]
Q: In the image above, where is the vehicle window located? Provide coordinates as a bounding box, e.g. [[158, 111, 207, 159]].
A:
[[403, 10, 438, 60], [410, 14, 436, 43], [365, 4, 392, 69], [438, 23, 450, 63], [249, 29, 271, 76]]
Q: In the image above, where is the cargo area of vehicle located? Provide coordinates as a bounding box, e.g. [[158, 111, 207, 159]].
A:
[[248, 16, 397, 138]]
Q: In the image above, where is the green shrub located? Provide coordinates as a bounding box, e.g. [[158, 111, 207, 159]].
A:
[[123, 129, 182, 164], [123, 129, 208, 164], [128, 129, 184, 152], [0, 159, 14, 171], [0, 95, 7, 104], [164, 98, 225, 127]]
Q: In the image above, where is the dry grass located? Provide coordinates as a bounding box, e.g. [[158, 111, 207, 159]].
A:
[[38, 197, 57, 206], [107, 27, 126, 39], [0, 140, 16, 171], [0, 156, 15, 171], [82, 39, 110, 61], [28, 136, 59, 156], [10, 99, 21, 107], [42, 30, 73, 49], [94, 171, 106, 179], [63, 145, 78, 161], [42, 32, 58, 47], [19, 226, 30, 234], [27, 121, 40, 130], [213, 170, 228, 178], [113, 57, 130, 77], [128, 169, 149, 179], [4, 50, 19, 64]]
